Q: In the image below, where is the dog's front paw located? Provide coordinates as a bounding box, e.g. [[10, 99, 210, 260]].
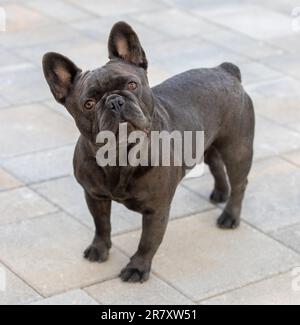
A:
[[119, 261, 150, 283], [84, 243, 109, 262], [217, 211, 240, 229]]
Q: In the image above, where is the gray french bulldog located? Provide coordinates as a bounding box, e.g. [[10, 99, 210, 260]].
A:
[[42, 22, 255, 283]]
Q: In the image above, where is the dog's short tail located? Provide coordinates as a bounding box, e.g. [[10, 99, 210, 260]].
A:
[[220, 62, 241, 82]]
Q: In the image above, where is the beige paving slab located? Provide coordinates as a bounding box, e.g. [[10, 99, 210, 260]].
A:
[[85, 275, 194, 305], [200, 5, 294, 40], [0, 263, 41, 305], [0, 168, 23, 191], [0, 213, 127, 297], [0, 104, 79, 159], [248, 77, 300, 132], [135, 8, 220, 38], [113, 210, 300, 301], [32, 176, 142, 234], [0, 65, 51, 105], [68, 0, 165, 16], [151, 38, 246, 75], [33, 176, 214, 234], [3, 145, 75, 184], [30, 289, 99, 305], [0, 23, 84, 49], [16, 36, 108, 72], [202, 29, 284, 60], [184, 157, 300, 234], [261, 53, 300, 82], [243, 157, 300, 232], [238, 61, 283, 85], [25, 0, 93, 23], [4, 3, 51, 32], [251, 0, 300, 15], [0, 187, 57, 225], [201, 272, 300, 305], [43, 99, 73, 121], [283, 150, 300, 167], [70, 16, 170, 51], [272, 223, 300, 254], [270, 34, 300, 55], [253, 115, 300, 160]]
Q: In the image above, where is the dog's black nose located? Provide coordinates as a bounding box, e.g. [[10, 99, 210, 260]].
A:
[[106, 95, 125, 112]]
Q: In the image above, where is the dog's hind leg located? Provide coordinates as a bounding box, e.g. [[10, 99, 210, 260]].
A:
[[217, 141, 253, 229], [204, 146, 229, 203]]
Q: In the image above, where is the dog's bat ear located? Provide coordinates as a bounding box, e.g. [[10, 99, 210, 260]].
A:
[[108, 21, 148, 70], [42, 52, 81, 104]]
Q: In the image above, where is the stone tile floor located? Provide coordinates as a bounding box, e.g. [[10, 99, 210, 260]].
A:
[[0, 0, 300, 305]]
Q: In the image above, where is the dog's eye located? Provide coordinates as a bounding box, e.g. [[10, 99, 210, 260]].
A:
[[84, 99, 96, 110], [128, 81, 137, 91]]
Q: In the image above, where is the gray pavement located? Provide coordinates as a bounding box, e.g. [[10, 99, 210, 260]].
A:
[[0, 0, 300, 305]]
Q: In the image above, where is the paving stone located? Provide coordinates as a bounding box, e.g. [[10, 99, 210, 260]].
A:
[[238, 61, 283, 85], [0, 168, 23, 191], [150, 38, 246, 75], [0, 23, 84, 49], [247, 77, 300, 132], [85, 275, 193, 305], [198, 5, 294, 40], [33, 175, 213, 235], [0, 213, 127, 297], [16, 36, 108, 71], [201, 272, 300, 305], [3, 145, 75, 184], [68, 0, 165, 17], [113, 210, 300, 301], [253, 115, 300, 160], [0, 187, 57, 225], [4, 3, 51, 32], [43, 99, 73, 121], [162, 0, 243, 11], [261, 53, 300, 81], [243, 157, 300, 233], [283, 150, 300, 167], [30, 289, 99, 305], [182, 173, 217, 205], [70, 16, 169, 50], [147, 65, 171, 87], [0, 48, 32, 70], [202, 29, 284, 60], [269, 35, 300, 55], [135, 8, 220, 38], [32, 176, 142, 234], [0, 104, 79, 159], [25, 0, 93, 23], [0, 65, 51, 105], [272, 223, 300, 254], [184, 157, 300, 234], [250, 0, 300, 15], [171, 185, 214, 219], [0, 263, 41, 305], [0, 96, 10, 109]]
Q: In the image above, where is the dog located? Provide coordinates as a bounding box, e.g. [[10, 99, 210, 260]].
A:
[[42, 21, 255, 283]]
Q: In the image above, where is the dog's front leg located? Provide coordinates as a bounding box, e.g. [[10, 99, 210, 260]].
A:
[[120, 208, 170, 283], [84, 191, 112, 262]]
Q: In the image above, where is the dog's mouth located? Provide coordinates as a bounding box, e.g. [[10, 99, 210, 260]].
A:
[[120, 118, 150, 135]]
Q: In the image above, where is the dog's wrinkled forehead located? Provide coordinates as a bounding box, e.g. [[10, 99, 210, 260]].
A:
[[79, 60, 146, 97]]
